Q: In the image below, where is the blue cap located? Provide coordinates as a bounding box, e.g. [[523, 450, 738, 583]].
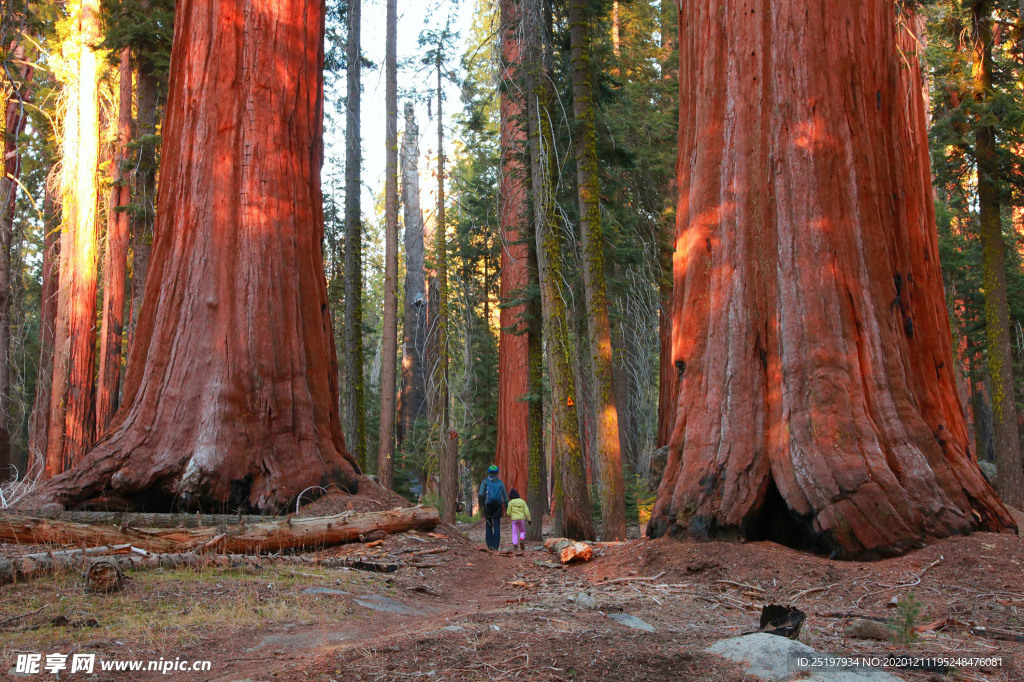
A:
[[488, 465, 499, 473]]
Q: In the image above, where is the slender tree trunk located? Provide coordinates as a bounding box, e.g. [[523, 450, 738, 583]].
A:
[[399, 104, 427, 446], [345, 0, 367, 472], [436, 58, 456, 525], [656, 0, 678, 453], [127, 66, 157, 355], [28, 190, 60, 475], [526, 210, 547, 540], [377, 0, 398, 490], [971, 0, 1023, 507], [0, 42, 34, 478], [568, 0, 626, 540], [610, 1, 620, 58], [525, 0, 593, 541], [96, 48, 132, 437], [496, 0, 531, 496], [45, 0, 102, 477], [31, 0, 360, 512], [651, 1, 1016, 559]]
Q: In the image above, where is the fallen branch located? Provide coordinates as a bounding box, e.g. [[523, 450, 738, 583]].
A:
[[970, 626, 1024, 643], [0, 604, 49, 627], [0, 506, 439, 555], [602, 571, 667, 585], [789, 583, 839, 602]]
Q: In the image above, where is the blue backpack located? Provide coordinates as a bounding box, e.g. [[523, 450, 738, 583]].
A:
[[482, 477, 504, 513]]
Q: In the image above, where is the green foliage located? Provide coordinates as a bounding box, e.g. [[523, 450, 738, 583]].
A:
[[926, 0, 1024, 453], [98, 0, 175, 77], [889, 593, 923, 645]]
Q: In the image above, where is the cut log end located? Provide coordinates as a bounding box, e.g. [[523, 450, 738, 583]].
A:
[[543, 537, 593, 564], [86, 558, 125, 593]]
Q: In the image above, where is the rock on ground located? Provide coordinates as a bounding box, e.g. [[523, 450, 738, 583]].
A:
[[707, 633, 900, 681]]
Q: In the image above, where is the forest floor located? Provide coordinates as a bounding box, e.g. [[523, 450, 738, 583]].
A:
[[1, 488, 1022, 681]]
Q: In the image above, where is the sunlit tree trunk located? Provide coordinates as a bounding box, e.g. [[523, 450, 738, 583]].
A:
[[526, 0, 593, 541], [377, 0, 398, 490], [651, 1, 1016, 559], [345, 0, 367, 471], [496, 0, 530, 497], [32, 0, 360, 511], [0, 41, 34, 477], [970, 0, 1023, 507], [568, 0, 626, 540], [96, 48, 132, 437], [399, 104, 427, 447], [45, 0, 102, 477]]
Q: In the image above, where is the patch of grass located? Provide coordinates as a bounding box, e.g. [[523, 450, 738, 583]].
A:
[[0, 565, 366, 653]]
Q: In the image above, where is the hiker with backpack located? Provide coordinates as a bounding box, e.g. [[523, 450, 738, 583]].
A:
[[478, 465, 509, 550]]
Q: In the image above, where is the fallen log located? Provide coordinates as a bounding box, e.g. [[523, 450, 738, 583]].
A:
[[29, 510, 275, 529], [0, 550, 402, 585], [543, 537, 593, 564], [0, 506, 440, 555]]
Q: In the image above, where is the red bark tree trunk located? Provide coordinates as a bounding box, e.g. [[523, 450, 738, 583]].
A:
[[28, 191, 60, 475], [46, 0, 102, 477], [496, 0, 530, 497], [650, 1, 1016, 559], [32, 0, 360, 512], [96, 48, 133, 438]]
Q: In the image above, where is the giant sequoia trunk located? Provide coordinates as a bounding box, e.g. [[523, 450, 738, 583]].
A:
[[30, 0, 360, 512], [495, 0, 531, 497], [649, 1, 1016, 559]]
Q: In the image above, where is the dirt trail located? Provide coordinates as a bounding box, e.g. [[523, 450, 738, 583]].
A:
[[2, 506, 1022, 680]]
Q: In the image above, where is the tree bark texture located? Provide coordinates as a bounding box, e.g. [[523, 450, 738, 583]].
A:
[[650, 1, 1016, 559], [31, 0, 360, 512], [96, 48, 133, 438], [496, 0, 531, 498], [377, 0, 398, 490], [46, 0, 102, 476], [568, 0, 626, 540], [971, 0, 1023, 507], [28, 190, 60, 475], [526, 0, 593, 541], [344, 0, 367, 472], [0, 41, 34, 477], [435, 60, 456, 525], [399, 103, 427, 446]]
